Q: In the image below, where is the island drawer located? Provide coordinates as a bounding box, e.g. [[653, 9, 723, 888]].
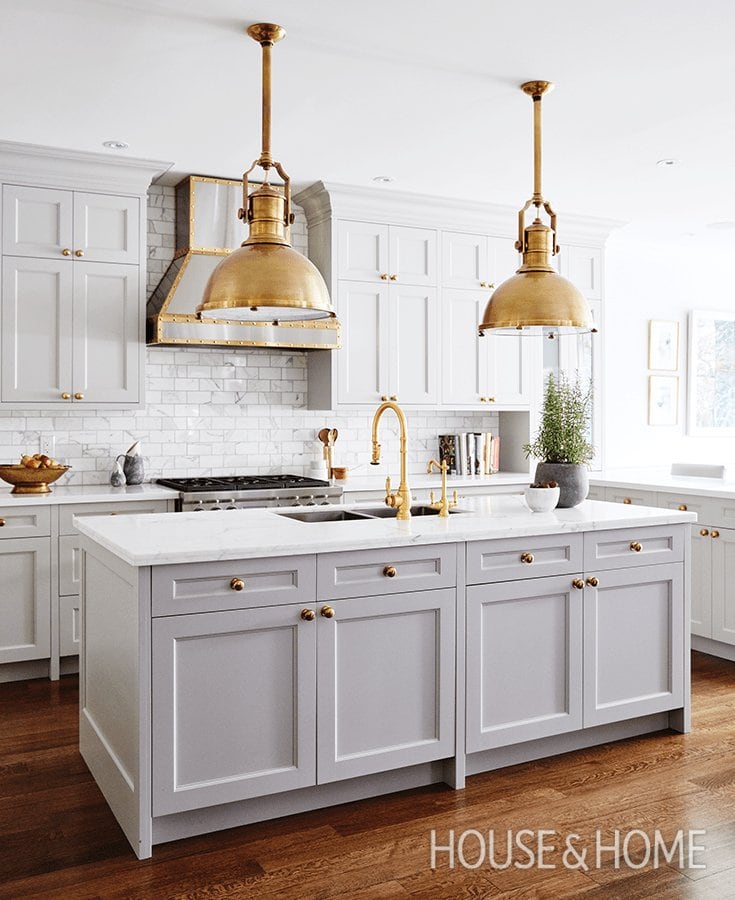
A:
[[584, 525, 685, 571], [318, 544, 456, 599], [59, 500, 171, 535], [151, 555, 317, 616], [0, 505, 51, 539], [466, 534, 583, 585]]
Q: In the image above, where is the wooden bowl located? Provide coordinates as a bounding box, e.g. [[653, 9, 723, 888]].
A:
[[0, 464, 71, 494]]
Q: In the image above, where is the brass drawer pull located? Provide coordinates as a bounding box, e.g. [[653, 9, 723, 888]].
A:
[[321, 605, 335, 618], [383, 565, 397, 578], [300, 608, 315, 621], [520, 552, 534, 564], [630, 541, 642, 552], [572, 578, 584, 590], [623, 498, 632, 504], [678, 504, 688, 511], [700, 528, 709, 536], [586, 576, 599, 587], [230, 577, 245, 591], [711, 530, 720, 539]]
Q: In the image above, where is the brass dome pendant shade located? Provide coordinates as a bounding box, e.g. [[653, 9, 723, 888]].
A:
[[479, 81, 593, 336], [198, 24, 335, 323]]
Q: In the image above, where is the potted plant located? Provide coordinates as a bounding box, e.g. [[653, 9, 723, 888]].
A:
[[524, 372, 594, 508]]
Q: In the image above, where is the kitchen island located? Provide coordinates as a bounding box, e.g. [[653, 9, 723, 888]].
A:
[[76, 496, 695, 858]]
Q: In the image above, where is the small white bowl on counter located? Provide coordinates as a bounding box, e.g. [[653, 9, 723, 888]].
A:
[[524, 484, 560, 512]]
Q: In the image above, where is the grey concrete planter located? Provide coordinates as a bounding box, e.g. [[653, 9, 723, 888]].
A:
[[534, 462, 589, 508]]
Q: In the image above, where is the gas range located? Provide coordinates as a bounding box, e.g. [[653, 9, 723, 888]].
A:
[[156, 474, 343, 512]]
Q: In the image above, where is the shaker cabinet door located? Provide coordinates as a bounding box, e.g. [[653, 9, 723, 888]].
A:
[[2, 185, 73, 259], [0, 537, 51, 664], [391, 284, 439, 404], [335, 281, 390, 405], [73, 192, 139, 264]]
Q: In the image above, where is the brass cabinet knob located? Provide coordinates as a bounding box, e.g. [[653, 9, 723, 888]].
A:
[[320, 605, 335, 618], [230, 577, 245, 591], [488, 282, 495, 289], [586, 576, 599, 587], [74, 392, 84, 400], [389, 274, 398, 281], [75, 249, 84, 258], [572, 578, 584, 590], [630, 541, 642, 552], [480, 396, 487, 402], [0, 518, 5, 527], [711, 530, 720, 539], [520, 552, 534, 564], [700, 528, 710, 536], [61, 392, 71, 400], [380, 273, 389, 280], [623, 498, 632, 504], [480, 281, 488, 288], [383, 565, 397, 578], [389, 395, 397, 401], [62, 248, 71, 256], [300, 608, 315, 621], [488, 396, 496, 402], [678, 504, 688, 511]]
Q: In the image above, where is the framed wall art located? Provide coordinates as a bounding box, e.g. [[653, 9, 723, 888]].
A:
[[648, 375, 678, 426], [648, 320, 679, 371]]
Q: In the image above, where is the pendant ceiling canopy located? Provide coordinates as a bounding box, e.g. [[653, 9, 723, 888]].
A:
[[198, 23, 336, 324], [479, 81, 594, 336]]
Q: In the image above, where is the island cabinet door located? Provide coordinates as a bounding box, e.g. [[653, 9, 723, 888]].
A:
[[152, 604, 317, 816], [711, 527, 735, 646], [583, 563, 684, 728], [466, 576, 583, 752], [691, 526, 713, 638], [316, 588, 455, 783]]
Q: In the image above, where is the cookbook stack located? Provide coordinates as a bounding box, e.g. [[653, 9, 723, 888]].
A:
[[438, 433, 500, 475]]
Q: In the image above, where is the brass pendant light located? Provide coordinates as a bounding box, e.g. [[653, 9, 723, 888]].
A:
[[479, 81, 593, 335], [198, 23, 335, 323]]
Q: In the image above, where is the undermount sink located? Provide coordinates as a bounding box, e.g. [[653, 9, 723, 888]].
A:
[[359, 504, 465, 518], [276, 504, 466, 523]]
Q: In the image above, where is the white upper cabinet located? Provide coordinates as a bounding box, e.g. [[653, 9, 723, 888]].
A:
[[2, 186, 73, 258], [338, 221, 436, 286], [73, 192, 139, 264], [336, 282, 390, 405], [392, 284, 439, 404], [442, 232, 518, 291], [559, 244, 603, 300]]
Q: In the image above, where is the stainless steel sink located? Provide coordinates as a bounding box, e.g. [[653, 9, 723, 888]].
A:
[[358, 505, 465, 517], [277, 509, 374, 523]]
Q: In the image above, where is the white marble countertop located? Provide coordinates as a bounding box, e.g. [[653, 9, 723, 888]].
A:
[[339, 472, 530, 493], [0, 483, 179, 506], [76, 495, 696, 568], [590, 468, 735, 499]]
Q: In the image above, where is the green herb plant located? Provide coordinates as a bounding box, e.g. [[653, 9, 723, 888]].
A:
[[524, 372, 594, 466]]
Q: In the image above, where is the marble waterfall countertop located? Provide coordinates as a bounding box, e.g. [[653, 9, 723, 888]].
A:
[[0, 482, 179, 506], [590, 468, 735, 499], [76, 495, 696, 568]]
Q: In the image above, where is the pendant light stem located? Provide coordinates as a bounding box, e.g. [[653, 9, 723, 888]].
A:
[[533, 92, 542, 206], [261, 39, 272, 168]]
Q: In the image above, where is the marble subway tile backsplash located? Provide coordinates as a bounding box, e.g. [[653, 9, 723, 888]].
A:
[[0, 185, 500, 485]]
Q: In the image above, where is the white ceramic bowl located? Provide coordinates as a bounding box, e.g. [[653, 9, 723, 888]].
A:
[[524, 485, 560, 512]]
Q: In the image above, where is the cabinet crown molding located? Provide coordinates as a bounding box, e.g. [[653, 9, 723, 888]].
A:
[[0, 141, 172, 195], [295, 180, 624, 246]]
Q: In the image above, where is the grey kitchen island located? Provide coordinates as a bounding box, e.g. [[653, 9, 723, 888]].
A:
[[76, 495, 695, 858]]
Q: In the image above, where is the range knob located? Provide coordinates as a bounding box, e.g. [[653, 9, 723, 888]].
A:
[[210, 500, 222, 511], [305, 495, 317, 506]]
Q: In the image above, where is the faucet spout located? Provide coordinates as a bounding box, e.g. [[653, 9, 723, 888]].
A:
[[370, 400, 411, 520]]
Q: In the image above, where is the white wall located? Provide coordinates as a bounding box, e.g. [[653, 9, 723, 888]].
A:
[[604, 225, 735, 468]]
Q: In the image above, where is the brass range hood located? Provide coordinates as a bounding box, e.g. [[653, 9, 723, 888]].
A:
[[197, 22, 336, 325], [479, 81, 593, 336]]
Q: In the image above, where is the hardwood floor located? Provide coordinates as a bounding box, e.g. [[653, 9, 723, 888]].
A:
[[1, 652, 735, 899]]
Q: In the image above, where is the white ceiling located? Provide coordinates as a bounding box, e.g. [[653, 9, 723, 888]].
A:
[[2, 0, 734, 233]]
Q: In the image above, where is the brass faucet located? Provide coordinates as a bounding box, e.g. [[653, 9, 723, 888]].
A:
[[370, 400, 412, 520], [426, 459, 458, 518]]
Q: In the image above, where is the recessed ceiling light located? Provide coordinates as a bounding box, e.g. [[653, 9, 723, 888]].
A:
[[372, 175, 394, 183], [102, 140, 129, 150], [656, 158, 680, 168]]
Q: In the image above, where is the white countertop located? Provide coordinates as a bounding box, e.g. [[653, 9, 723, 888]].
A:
[[76, 495, 696, 568], [0, 483, 179, 506], [339, 472, 530, 493], [590, 468, 735, 499]]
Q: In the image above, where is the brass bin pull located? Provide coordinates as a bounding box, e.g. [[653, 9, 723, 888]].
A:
[[629, 541, 642, 552], [586, 576, 599, 587], [572, 578, 584, 590], [300, 608, 315, 621], [320, 605, 335, 618], [520, 552, 534, 564], [383, 565, 397, 578], [230, 578, 245, 591]]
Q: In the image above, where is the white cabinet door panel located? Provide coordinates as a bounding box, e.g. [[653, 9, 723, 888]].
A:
[[583, 563, 683, 726], [441, 232, 488, 290], [72, 262, 139, 403], [59, 593, 81, 657], [0, 537, 51, 663], [73, 192, 139, 264], [152, 604, 316, 815], [562, 245, 603, 300], [484, 331, 531, 407], [711, 528, 735, 646], [392, 285, 438, 404], [691, 526, 713, 638], [487, 236, 520, 285], [59, 534, 82, 597], [1, 257, 73, 403], [337, 281, 389, 404], [441, 290, 484, 405], [2, 185, 73, 258], [466, 576, 583, 751], [337, 221, 389, 281], [317, 588, 455, 783], [389, 225, 437, 286]]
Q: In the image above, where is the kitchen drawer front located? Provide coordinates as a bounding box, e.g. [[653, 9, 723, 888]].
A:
[[466, 534, 583, 585], [605, 488, 659, 507], [655, 492, 718, 523], [318, 544, 456, 599], [152, 555, 317, 617], [59, 499, 171, 535], [584, 525, 685, 572], [0, 505, 51, 539], [59, 534, 81, 596], [717, 497, 735, 528], [59, 593, 80, 656]]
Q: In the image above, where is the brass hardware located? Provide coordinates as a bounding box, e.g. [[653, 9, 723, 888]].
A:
[[61, 392, 71, 400], [479, 81, 592, 336], [630, 541, 642, 552], [389, 395, 397, 401], [0, 518, 5, 526], [380, 273, 389, 280], [572, 578, 584, 590], [480, 396, 487, 402], [196, 23, 335, 324], [678, 504, 688, 511], [381, 395, 388, 401], [300, 608, 315, 621], [623, 498, 632, 504], [711, 530, 720, 539], [480, 281, 488, 288], [230, 577, 245, 591], [427, 459, 458, 518], [488, 396, 496, 402], [320, 605, 335, 618], [74, 249, 84, 258], [370, 400, 412, 520], [389, 274, 398, 281], [586, 576, 599, 587], [62, 248, 71, 257], [383, 565, 397, 578], [700, 528, 710, 536], [520, 552, 534, 564], [74, 392, 84, 400]]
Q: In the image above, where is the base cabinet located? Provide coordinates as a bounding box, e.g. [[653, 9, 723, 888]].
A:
[[0, 537, 51, 664]]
